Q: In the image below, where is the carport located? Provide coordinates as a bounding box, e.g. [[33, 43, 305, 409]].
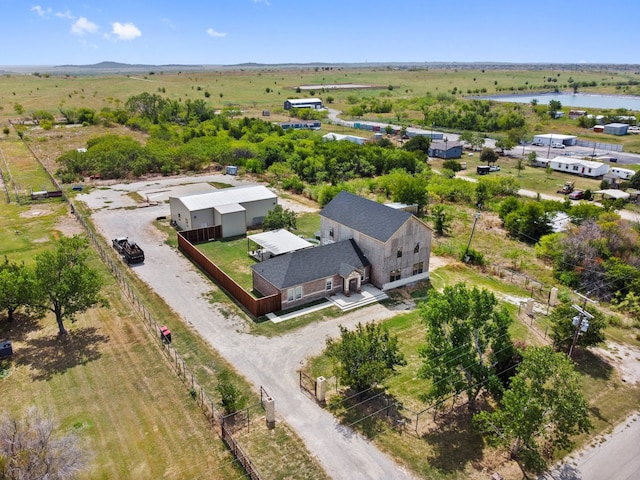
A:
[[247, 229, 314, 261], [594, 189, 630, 201]]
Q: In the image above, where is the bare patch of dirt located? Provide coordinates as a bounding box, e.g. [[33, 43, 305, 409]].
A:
[[55, 212, 84, 236], [19, 204, 57, 218], [429, 254, 456, 271], [592, 342, 640, 385]]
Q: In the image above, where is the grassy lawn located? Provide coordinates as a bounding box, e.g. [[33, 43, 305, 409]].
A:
[[0, 265, 244, 479], [193, 212, 321, 293], [304, 268, 640, 479], [196, 235, 258, 291], [0, 136, 57, 201], [0, 198, 71, 263], [1, 182, 328, 479]]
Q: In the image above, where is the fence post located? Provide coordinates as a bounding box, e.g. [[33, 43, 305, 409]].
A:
[[264, 397, 275, 429], [316, 376, 327, 405]]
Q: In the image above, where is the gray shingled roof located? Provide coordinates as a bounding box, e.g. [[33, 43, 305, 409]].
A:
[[251, 239, 369, 289], [320, 191, 411, 242]]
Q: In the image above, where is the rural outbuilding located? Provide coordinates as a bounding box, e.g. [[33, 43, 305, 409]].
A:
[[322, 132, 367, 145], [428, 141, 463, 159], [532, 134, 577, 146], [169, 185, 277, 236], [603, 123, 629, 136], [283, 98, 323, 110]]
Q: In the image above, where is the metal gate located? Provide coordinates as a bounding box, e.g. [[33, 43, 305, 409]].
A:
[[299, 370, 317, 398]]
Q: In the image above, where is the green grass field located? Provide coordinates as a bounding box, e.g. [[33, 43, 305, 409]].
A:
[[0, 169, 329, 479]]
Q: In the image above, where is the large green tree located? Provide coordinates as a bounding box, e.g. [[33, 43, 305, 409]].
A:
[[418, 283, 514, 411], [480, 147, 498, 165], [474, 346, 592, 475], [0, 257, 34, 322], [262, 205, 297, 231], [32, 236, 106, 335], [504, 202, 552, 244], [326, 322, 406, 392], [495, 137, 516, 154]]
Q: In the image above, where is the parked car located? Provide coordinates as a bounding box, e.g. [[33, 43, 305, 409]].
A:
[[568, 190, 584, 200], [489, 165, 500, 172], [551, 142, 565, 149]]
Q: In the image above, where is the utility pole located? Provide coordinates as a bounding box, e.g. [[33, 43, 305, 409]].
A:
[[568, 291, 596, 358], [463, 212, 481, 263]]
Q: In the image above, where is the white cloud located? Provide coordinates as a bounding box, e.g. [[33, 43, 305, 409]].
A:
[[55, 10, 75, 20], [206, 28, 227, 38], [31, 5, 52, 17], [111, 22, 142, 41], [253, 0, 271, 5], [71, 17, 99, 36]]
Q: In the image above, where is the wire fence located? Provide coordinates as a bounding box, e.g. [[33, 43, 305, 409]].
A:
[[70, 206, 266, 479], [19, 133, 267, 480]]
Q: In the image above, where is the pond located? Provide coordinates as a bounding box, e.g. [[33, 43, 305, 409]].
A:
[[473, 92, 640, 111]]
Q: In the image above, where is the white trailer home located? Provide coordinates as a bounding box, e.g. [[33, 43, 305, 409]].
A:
[[548, 157, 609, 178], [609, 167, 636, 180]]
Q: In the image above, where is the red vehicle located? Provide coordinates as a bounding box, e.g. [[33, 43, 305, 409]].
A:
[[568, 190, 584, 200]]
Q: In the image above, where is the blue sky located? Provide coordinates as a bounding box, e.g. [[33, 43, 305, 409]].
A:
[[1, 0, 638, 66]]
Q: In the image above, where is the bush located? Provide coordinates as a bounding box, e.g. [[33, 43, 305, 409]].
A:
[[442, 159, 462, 172], [463, 248, 485, 265]]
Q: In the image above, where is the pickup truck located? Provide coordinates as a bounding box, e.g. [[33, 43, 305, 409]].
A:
[[112, 237, 145, 264]]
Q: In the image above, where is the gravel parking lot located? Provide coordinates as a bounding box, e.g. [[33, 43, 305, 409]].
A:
[[80, 175, 418, 480]]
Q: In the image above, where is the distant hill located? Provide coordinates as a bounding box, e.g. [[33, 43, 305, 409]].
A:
[[56, 61, 204, 69]]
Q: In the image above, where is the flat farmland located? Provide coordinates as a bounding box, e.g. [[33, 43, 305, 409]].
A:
[[1, 67, 635, 124]]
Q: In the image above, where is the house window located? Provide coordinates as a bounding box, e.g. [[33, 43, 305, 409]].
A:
[[397, 248, 403, 258], [389, 269, 401, 282], [414, 242, 420, 254], [326, 279, 333, 291], [413, 262, 424, 275], [572, 165, 579, 171], [286, 286, 303, 302], [329, 227, 334, 238]]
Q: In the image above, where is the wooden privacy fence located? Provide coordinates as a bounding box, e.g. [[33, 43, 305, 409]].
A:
[[180, 225, 221, 243], [177, 231, 281, 317]]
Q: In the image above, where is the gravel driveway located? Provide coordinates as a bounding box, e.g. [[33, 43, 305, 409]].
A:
[[80, 176, 417, 480]]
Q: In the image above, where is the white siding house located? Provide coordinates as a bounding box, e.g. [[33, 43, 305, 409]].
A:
[[547, 157, 609, 178]]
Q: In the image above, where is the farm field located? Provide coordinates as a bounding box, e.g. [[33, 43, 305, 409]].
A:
[[2, 64, 640, 479], [3, 66, 640, 150]]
